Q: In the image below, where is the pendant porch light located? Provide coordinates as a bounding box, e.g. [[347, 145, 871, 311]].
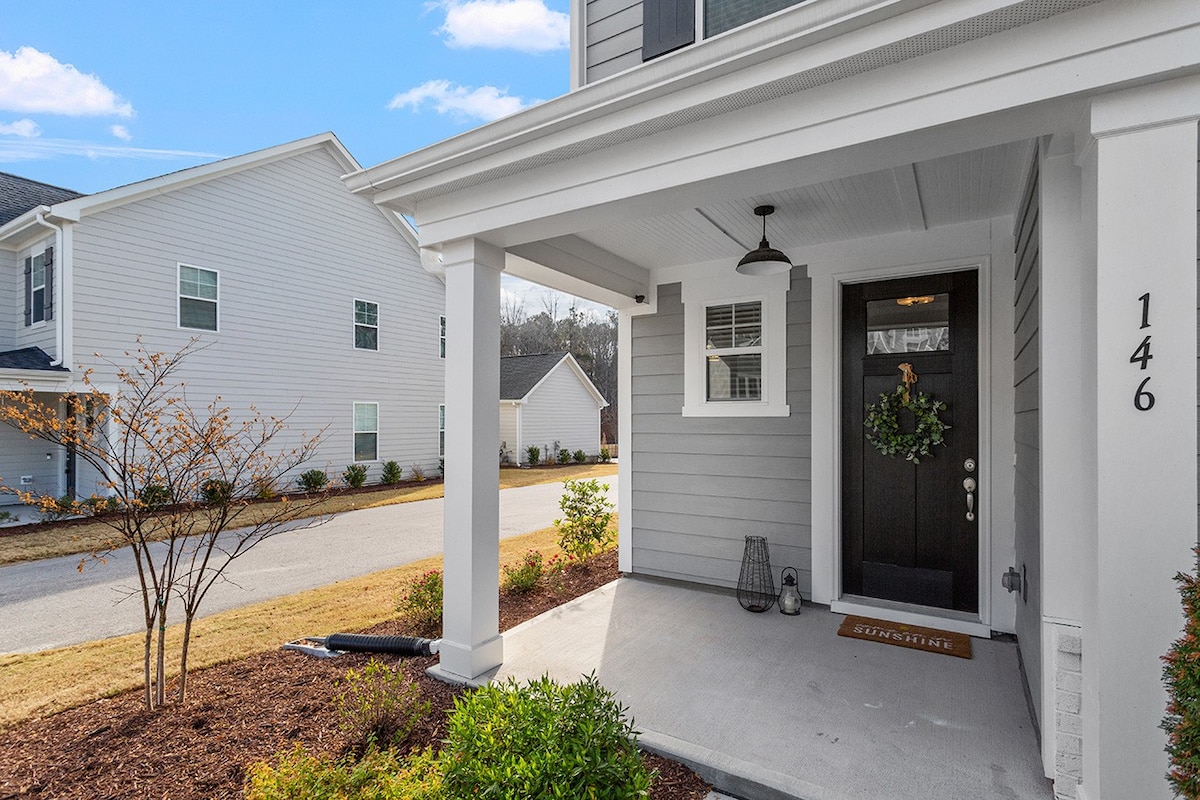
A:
[[736, 205, 793, 276]]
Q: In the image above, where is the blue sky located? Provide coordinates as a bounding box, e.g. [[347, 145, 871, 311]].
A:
[[0, 2, 602, 313]]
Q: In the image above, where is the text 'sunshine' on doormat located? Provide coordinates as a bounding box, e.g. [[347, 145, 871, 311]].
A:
[[837, 615, 973, 659]]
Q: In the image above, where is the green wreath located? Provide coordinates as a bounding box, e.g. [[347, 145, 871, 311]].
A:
[[864, 385, 950, 464]]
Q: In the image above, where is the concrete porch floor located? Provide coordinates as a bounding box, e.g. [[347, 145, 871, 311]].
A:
[[488, 576, 1053, 800]]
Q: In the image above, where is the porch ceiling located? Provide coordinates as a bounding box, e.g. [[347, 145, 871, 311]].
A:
[[571, 139, 1034, 271]]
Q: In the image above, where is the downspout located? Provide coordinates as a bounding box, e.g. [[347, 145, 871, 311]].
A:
[[33, 212, 67, 367]]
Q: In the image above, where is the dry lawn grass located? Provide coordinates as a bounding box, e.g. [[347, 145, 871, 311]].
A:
[[0, 522, 598, 730], [0, 463, 616, 566]]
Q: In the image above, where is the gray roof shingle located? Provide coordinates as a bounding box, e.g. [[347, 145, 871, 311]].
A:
[[0, 172, 84, 227], [499, 352, 568, 401], [0, 347, 68, 371]]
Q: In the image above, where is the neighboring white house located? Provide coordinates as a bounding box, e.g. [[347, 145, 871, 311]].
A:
[[0, 133, 446, 503], [498, 352, 608, 464], [347, 2, 1199, 798]]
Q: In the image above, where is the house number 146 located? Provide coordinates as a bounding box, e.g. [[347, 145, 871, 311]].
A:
[[1131, 292, 1155, 411]]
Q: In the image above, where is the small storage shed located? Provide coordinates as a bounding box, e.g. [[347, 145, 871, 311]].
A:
[[499, 353, 608, 465]]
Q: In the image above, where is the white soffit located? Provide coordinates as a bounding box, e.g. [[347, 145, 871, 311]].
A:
[[574, 140, 1034, 269]]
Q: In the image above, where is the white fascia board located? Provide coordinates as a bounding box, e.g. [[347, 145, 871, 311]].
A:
[[0, 370, 73, 391], [0, 206, 52, 251], [347, 0, 976, 202], [48, 133, 356, 222], [413, 5, 1198, 248], [504, 253, 639, 310]]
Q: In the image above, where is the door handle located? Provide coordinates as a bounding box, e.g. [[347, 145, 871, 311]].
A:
[[963, 477, 977, 522]]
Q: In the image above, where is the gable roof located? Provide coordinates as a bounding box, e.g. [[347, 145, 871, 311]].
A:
[[0, 346, 68, 372], [0, 173, 83, 226], [0, 132, 419, 252], [500, 352, 608, 406]]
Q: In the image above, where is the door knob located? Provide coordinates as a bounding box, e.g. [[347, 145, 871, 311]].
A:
[[963, 477, 977, 522]]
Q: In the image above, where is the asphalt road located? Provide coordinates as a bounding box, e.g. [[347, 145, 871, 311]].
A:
[[0, 477, 618, 656]]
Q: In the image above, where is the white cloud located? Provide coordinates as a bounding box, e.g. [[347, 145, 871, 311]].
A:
[[388, 79, 533, 123], [437, 0, 569, 53], [0, 46, 134, 117], [0, 118, 40, 137], [110, 124, 132, 141], [0, 137, 219, 164]]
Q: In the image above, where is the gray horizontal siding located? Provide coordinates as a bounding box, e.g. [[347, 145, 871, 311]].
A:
[[1, 247, 17, 351], [586, 0, 643, 82], [68, 146, 444, 487], [629, 277, 812, 595]]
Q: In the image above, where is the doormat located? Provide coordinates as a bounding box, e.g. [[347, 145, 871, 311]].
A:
[[837, 615, 972, 659]]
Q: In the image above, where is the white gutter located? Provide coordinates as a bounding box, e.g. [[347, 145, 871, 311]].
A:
[[32, 212, 67, 367]]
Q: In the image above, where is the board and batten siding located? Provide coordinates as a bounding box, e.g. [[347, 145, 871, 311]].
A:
[[629, 276, 812, 592], [68, 146, 445, 485], [1013, 148, 1042, 729], [519, 363, 604, 459], [585, 0, 643, 83]]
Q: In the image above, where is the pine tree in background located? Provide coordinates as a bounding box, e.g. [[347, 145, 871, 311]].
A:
[[1163, 549, 1200, 798]]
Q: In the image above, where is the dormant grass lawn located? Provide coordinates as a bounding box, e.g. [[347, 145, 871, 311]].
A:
[[0, 463, 617, 729]]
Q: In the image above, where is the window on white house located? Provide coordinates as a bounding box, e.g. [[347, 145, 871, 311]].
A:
[[681, 269, 790, 417], [705, 302, 762, 401], [704, 0, 802, 38], [439, 315, 446, 359], [30, 252, 46, 324], [355, 300, 379, 350], [179, 265, 218, 331], [438, 404, 445, 458], [354, 402, 378, 462]]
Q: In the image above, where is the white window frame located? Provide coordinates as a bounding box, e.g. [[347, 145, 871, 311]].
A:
[[681, 269, 790, 417], [354, 299, 379, 351], [696, 0, 803, 42], [178, 263, 219, 332], [439, 315, 446, 359], [30, 251, 47, 325], [353, 402, 379, 462], [438, 403, 445, 458]]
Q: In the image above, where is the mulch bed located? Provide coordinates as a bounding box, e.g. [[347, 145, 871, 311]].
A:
[[0, 549, 710, 799]]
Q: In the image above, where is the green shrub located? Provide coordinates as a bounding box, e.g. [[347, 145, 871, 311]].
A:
[[396, 569, 442, 635], [337, 660, 429, 752], [381, 460, 403, 485], [573, 449, 587, 464], [440, 673, 652, 799], [298, 469, 328, 493], [557, 448, 571, 464], [501, 550, 544, 594], [138, 484, 172, 508], [200, 478, 233, 504], [554, 478, 615, 561], [244, 743, 443, 800], [598, 447, 611, 463], [344, 464, 369, 489], [1164, 549, 1200, 797], [525, 445, 540, 466]]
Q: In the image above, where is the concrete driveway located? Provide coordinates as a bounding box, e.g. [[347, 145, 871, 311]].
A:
[[0, 477, 617, 655]]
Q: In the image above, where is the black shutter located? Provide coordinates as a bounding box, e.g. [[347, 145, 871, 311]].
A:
[[43, 246, 54, 322], [23, 256, 31, 326], [642, 0, 695, 61]]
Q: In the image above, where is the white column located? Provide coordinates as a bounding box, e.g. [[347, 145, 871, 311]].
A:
[[433, 237, 504, 683], [1086, 80, 1198, 799]]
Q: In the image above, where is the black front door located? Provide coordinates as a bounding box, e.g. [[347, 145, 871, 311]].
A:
[[841, 270, 979, 613]]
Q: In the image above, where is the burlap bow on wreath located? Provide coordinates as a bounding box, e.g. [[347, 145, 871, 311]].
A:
[[863, 363, 950, 464]]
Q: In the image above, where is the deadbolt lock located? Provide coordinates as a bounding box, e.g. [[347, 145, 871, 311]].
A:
[[964, 458, 976, 472]]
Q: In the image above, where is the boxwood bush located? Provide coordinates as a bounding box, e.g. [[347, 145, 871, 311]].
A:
[[439, 673, 652, 799]]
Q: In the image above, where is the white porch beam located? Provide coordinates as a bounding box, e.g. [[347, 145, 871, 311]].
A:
[[1084, 78, 1199, 799], [432, 237, 504, 683]]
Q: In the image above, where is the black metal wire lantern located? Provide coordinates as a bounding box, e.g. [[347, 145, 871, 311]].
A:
[[737, 535, 776, 612]]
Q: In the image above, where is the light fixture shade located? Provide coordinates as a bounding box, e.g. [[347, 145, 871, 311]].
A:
[[736, 240, 793, 275], [736, 204, 793, 275]]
